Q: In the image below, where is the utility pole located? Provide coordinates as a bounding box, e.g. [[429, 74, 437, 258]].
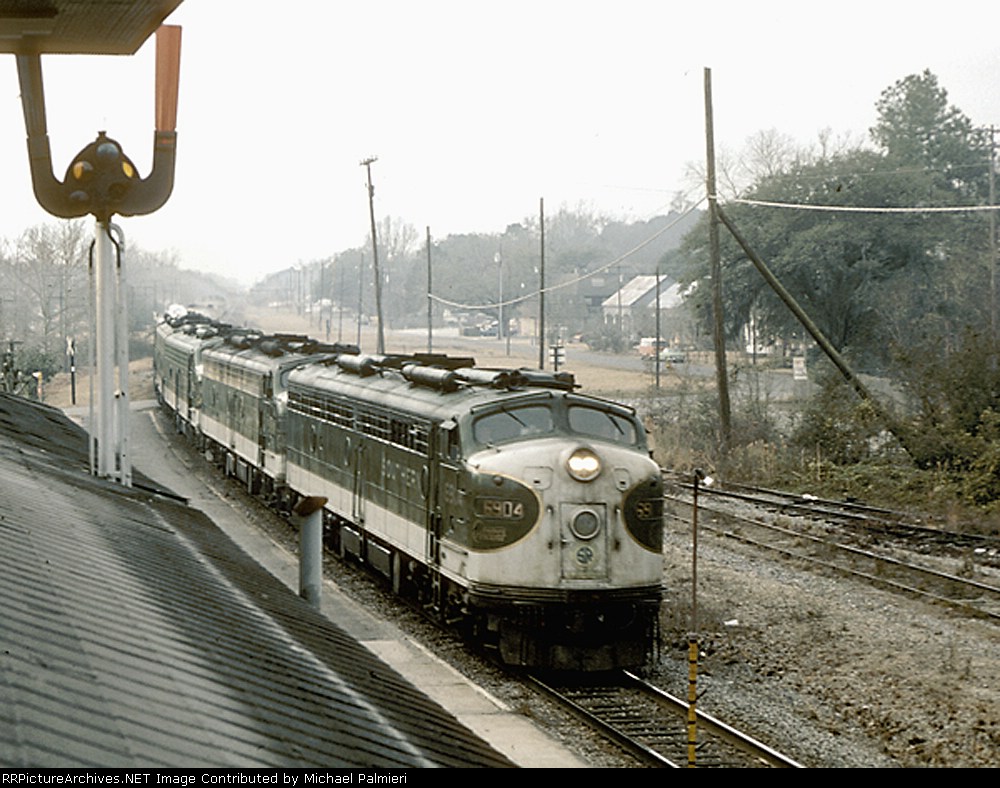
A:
[[539, 197, 546, 369], [704, 67, 733, 453], [337, 260, 345, 342], [496, 252, 502, 343], [989, 126, 997, 350], [427, 226, 433, 353], [357, 251, 364, 349], [361, 157, 385, 354], [318, 261, 325, 332], [616, 264, 623, 341], [655, 267, 661, 390]]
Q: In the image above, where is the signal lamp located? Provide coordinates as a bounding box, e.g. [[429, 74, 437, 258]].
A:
[[71, 160, 93, 181]]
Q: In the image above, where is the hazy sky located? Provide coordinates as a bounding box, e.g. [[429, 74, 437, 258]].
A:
[[1, 1, 998, 285]]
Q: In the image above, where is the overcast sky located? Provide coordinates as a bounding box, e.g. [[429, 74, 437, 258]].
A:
[[1, 1, 998, 285]]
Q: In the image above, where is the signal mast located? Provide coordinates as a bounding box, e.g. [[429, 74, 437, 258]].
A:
[[13, 20, 182, 486]]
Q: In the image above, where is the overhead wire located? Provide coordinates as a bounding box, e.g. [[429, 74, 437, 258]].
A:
[[429, 194, 706, 312], [731, 197, 1000, 214]]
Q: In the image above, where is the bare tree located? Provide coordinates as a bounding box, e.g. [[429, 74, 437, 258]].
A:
[[12, 221, 90, 359], [743, 128, 798, 181]]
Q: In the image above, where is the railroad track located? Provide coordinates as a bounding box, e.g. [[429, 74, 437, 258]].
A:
[[527, 670, 803, 768], [663, 474, 1000, 622], [694, 478, 1000, 552]]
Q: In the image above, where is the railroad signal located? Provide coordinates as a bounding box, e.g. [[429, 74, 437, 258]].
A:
[[63, 132, 140, 222], [15, 25, 181, 224], [549, 343, 565, 370]]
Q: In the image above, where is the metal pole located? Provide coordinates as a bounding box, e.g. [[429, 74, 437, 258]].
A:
[[87, 250, 95, 475], [94, 220, 116, 479], [688, 469, 703, 768], [110, 223, 130, 487], [293, 496, 328, 610]]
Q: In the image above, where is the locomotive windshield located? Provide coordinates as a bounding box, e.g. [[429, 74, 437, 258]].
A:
[[473, 404, 554, 444], [567, 404, 638, 445], [472, 401, 640, 448]]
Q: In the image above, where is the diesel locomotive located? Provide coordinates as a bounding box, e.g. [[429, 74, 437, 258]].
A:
[[154, 309, 664, 671]]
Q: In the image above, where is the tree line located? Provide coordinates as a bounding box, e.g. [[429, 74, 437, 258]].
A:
[[678, 70, 1000, 499], [0, 221, 241, 392], [248, 207, 700, 345]]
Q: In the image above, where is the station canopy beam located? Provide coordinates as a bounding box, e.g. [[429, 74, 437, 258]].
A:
[[0, 1, 182, 55]]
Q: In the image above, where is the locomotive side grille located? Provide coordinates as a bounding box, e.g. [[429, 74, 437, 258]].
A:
[[467, 582, 662, 606]]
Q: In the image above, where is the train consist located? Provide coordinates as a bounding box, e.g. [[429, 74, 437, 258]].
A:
[[154, 307, 665, 671]]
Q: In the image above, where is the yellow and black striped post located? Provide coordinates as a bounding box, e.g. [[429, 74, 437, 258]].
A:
[[687, 635, 698, 767], [687, 469, 707, 767]]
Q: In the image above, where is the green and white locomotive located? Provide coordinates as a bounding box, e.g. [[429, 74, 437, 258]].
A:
[[155, 312, 664, 671], [153, 308, 224, 437]]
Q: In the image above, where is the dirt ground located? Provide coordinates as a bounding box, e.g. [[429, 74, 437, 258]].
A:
[[244, 306, 667, 399], [40, 334, 655, 413], [43, 355, 155, 410], [653, 524, 1000, 767], [39, 303, 668, 408]]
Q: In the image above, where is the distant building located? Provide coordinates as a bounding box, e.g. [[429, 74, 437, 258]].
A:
[[602, 275, 685, 338], [579, 272, 618, 311]]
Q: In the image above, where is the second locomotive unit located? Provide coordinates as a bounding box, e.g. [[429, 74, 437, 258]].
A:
[[155, 310, 664, 671]]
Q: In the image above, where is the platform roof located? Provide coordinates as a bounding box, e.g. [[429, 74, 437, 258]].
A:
[[0, 0, 182, 55], [0, 393, 514, 768]]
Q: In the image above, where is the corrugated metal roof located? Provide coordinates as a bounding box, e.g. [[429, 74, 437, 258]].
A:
[[602, 275, 661, 309], [0, 393, 513, 768], [647, 281, 685, 311], [0, 0, 182, 55]]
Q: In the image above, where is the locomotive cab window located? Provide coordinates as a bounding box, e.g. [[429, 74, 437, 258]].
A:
[[474, 404, 553, 445], [437, 420, 461, 460], [567, 405, 638, 446]]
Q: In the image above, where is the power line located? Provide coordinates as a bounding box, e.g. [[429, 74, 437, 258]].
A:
[[731, 197, 1000, 214], [429, 198, 706, 311]]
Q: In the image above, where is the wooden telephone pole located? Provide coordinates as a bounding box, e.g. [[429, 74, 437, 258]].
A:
[[704, 67, 733, 452]]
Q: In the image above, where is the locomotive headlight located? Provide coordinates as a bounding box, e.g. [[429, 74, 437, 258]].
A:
[[567, 447, 601, 482]]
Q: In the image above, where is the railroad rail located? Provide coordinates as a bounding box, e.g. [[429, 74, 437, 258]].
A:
[[527, 670, 803, 768], [663, 474, 1000, 622], [687, 477, 1000, 553]]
